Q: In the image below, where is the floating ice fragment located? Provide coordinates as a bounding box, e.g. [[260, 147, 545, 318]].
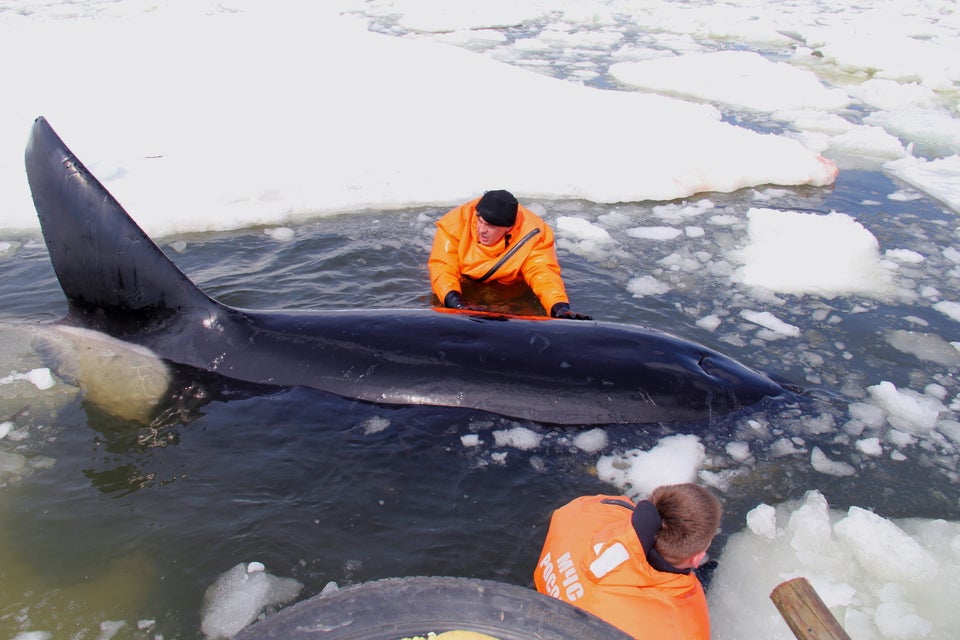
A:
[[625, 226, 683, 240], [811, 447, 856, 477], [884, 248, 924, 263], [746, 503, 777, 539], [597, 434, 704, 498], [855, 438, 882, 456], [725, 441, 752, 462], [361, 416, 391, 435], [572, 428, 608, 453], [98, 620, 126, 640], [867, 381, 946, 433], [734, 209, 892, 297], [740, 310, 800, 337], [627, 275, 671, 298], [492, 426, 542, 450], [874, 601, 933, 638], [886, 330, 960, 366], [555, 216, 613, 242], [696, 314, 721, 331], [200, 563, 302, 640], [934, 300, 960, 322], [0, 368, 55, 390], [834, 507, 937, 583], [264, 227, 295, 241]]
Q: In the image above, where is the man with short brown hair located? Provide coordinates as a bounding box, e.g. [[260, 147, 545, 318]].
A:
[[534, 484, 722, 640]]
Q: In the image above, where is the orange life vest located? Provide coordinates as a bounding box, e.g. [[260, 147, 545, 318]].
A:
[[428, 198, 568, 314], [534, 495, 711, 640]]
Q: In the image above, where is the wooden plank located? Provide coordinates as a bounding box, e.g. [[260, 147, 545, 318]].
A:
[[770, 577, 851, 640]]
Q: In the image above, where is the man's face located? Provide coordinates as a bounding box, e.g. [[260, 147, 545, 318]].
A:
[[476, 215, 511, 246]]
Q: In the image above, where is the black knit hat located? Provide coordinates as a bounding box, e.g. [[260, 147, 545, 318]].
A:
[[476, 190, 518, 227]]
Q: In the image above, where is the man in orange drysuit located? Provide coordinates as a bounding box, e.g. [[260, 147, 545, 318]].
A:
[[534, 484, 723, 640], [428, 189, 591, 319]]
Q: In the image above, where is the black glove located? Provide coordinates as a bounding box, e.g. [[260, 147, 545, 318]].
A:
[[550, 302, 592, 321], [444, 291, 487, 312], [444, 291, 466, 309]]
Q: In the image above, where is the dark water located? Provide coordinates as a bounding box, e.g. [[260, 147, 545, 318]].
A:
[[2, 168, 959, 638]]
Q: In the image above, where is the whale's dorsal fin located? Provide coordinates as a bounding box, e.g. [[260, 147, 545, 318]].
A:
[[25, 117, 221, 327]]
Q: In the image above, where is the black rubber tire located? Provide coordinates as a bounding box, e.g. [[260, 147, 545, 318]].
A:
[[233, 576, 632, 640]]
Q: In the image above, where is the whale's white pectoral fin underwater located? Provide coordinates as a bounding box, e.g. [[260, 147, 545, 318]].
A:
[[24, 116, 790, 425], [35, 324, 173, 423]]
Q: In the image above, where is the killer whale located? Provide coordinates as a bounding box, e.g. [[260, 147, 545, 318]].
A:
[[24, 116, 789, 425]]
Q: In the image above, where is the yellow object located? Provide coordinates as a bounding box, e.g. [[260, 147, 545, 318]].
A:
[[401, 632, 501, 640]]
